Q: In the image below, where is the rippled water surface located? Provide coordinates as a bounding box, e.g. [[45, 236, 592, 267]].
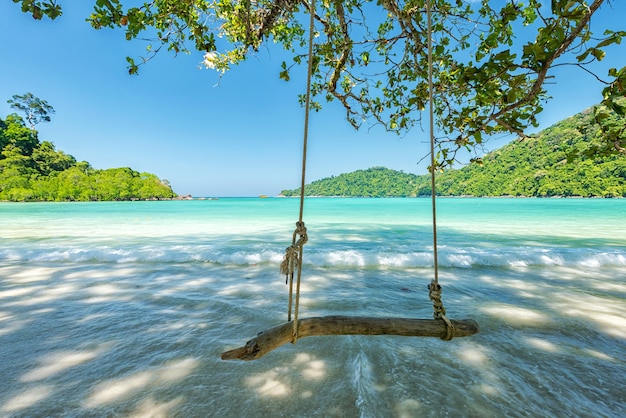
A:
[[0, 198, 625, 417]]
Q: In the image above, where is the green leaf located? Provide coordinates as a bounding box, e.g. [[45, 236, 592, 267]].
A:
[[361, 51, 369, 65], [591, 48, 606, 61]]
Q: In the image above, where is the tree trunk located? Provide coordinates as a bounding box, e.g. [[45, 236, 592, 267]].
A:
[[221, 315, 479, 361]]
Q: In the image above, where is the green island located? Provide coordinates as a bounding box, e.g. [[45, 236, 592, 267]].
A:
[[0, 94, 176, 202], [281, 103, 626, 198]]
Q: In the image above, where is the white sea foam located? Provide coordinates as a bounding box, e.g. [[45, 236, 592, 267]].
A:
[[2, 243, 625, 269]]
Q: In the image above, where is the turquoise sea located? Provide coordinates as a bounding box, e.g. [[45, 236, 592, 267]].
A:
[[0, 198, 624, 417]]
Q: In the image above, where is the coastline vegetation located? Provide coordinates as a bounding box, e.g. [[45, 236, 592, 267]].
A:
[[281, 104, 626, 198], [0, 94, 176, 202]]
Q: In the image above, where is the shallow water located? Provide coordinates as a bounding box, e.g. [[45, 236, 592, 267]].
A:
[[0, 198, 624, 417]]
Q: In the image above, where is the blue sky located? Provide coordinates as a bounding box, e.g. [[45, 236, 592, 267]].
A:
[[1, 2, 625, 197]]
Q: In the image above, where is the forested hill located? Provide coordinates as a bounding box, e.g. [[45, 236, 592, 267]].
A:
[[281, 167, 422, 197], [280, 105, 626, 198], [0, 114, 176, 201]]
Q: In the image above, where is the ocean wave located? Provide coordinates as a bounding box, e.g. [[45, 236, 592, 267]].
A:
[[2, 244, 624, 268], [308, 248, 626, 269]]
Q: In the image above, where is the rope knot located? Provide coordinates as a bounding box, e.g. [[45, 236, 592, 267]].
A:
[[281, 221, 308, 283], [280, 245, 299, 282], [293, 221, 308, 247], [428, 280, 446, 318], [428, 280, 455, 341]]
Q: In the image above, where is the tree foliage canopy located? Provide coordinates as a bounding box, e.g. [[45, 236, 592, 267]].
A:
[[11, 0, 626, 165], [7, 92, 55, 130]]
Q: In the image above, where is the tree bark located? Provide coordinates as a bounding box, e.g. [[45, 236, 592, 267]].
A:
[[221, 315, 479, 361]]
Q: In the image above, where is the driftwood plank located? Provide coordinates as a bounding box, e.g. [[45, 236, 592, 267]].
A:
[[221, 316, 479, 361]]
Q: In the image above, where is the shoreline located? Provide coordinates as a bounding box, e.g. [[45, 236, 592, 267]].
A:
[[1, 194, 623, 203]]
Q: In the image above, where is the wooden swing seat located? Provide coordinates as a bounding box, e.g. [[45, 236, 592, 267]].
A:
[[221, 315, 479, 360]]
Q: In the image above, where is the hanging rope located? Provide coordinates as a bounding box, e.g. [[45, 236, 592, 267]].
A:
[[280, 0, 316, 344], [280, 220, 307, 319], [425, 0, 454, 341]]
